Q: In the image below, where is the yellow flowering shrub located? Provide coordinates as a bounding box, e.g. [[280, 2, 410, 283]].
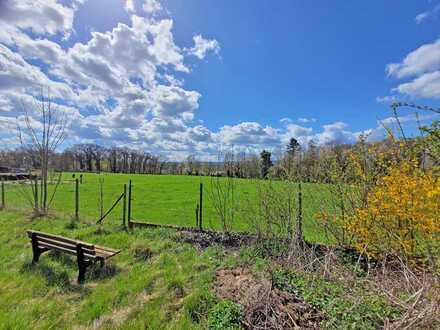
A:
[[346, 159, 440, 259]]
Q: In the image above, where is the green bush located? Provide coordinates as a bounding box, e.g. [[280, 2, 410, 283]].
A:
[[208, 300, 243, 330], [272, 268, 399, 330], [185, 289, 217, 323]]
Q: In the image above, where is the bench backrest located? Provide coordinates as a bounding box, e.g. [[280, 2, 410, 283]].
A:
[[27, 230, 96, 260]]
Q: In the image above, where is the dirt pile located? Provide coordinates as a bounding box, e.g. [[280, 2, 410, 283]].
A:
[[214, 268, 323, 329], [175, 230, 255, 249]]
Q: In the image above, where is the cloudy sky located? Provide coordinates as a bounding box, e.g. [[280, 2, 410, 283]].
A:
[[0, 0, 439, 160]]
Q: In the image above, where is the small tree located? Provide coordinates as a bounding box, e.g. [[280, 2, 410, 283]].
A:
[[186, 155, 197, 175], [286, 137, 300, 158], [283, 138, 301, 178], [208, 152, 236, 232], [17, 89, 66, 216], [260, 150, 273, 179]]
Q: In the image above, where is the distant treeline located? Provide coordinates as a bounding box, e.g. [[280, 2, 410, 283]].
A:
[[0, 135, 436, 182]]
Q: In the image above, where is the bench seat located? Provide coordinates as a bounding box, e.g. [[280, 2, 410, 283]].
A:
[[27, 230, 121, 283]]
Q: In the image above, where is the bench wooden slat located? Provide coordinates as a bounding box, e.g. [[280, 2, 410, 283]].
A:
[[27, 230, 95, 250], [95, 247, 121, 259], [37, 242, 96, 259], [95, 245, 120, 254], [27, 230, 121, 283], [35, 236, 96, 255]]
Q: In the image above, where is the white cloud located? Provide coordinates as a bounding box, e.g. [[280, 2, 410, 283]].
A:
[[143, 0, 162, 14], [312, 122, 358, 146], [378, 113, 437, 127], [279, 117, 292, 124], [188, 35, 220, 59], [0, 22, 67, 69], [385, 37, 440, 99], [217, 122, 280, 147], [393, 71, 440, 99], [151, 85, 200, 118], [0, 44, 74, 99], [0, 0, 75, 38], [125, 0, 135, 13], [376, 95, 398, 104], [415, 12, 430, 24], [415, 3, 440, 24], [0, 0, 390, 160], [188, 125, 213, 142], [0, 1, 200, 155], [46, 14, 191, 114], [285, 124, 313, 138], [297, 117, 316, 123], [387, 38, 440, 79], [145, 18, 189, 72]]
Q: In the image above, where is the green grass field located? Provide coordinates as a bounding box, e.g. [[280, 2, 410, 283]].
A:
[[0, 174, 403, 329], [3, 173, 333, 242], [0, 210, 229, 329], [0, 207, 398, 329]]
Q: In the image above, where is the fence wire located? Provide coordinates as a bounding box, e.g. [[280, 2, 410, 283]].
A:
[[1, 172, 333, 238]]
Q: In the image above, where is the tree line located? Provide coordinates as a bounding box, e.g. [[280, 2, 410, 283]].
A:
[[0, 138, 361, 181], [1, 130, 438, 183]]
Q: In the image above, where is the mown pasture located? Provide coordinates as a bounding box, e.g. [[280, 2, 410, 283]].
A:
[[0, 209, 397, 329], [3, 173, 334, 242]]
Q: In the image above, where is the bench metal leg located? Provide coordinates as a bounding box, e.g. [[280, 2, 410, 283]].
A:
[[31, 233, 48, 264], [31, 247, 49, 264], [77, 261, 87, 284], [76, 243, 89, 284], [32, 250, 41, 263]]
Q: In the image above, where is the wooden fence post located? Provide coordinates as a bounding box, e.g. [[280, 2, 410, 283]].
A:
[[34, 177, 38, 211], [1, 178, 4, 210], [123, 184, 127, 227], [199, 183, 203, 231], [99, 177, 104, 220], [75, 178, 79, 220], [295, 182, 303, 244], [128, 180, 132, 228], [195, 203, 199, 227]]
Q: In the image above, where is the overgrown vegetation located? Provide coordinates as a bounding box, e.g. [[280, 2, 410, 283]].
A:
[[207, 300, 243, 330], [272, 268, 399, 330]]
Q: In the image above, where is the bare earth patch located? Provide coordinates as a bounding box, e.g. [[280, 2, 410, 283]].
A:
[[214, 267, 323, 329]]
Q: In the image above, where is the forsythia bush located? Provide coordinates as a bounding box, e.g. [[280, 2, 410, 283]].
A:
[[347, 159, 440, 259]]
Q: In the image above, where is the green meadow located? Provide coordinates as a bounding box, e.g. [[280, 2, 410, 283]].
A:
[[0, 176, 400, 329], [0, 210, 227, 329], [3, 173, 333, 242], [0, 209, 397, 330]]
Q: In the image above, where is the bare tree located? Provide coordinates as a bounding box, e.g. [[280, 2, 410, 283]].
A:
[[185, 154, 196, 175], [17, 89, 67, 215], [208, 152, 237, 232]]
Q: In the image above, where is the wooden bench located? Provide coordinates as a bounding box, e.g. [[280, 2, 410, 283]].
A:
[[27, 230, 121, 283]]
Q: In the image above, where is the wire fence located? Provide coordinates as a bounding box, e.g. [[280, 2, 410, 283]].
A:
[[0, 174, 126, 226], [0, 172, 333, 239]]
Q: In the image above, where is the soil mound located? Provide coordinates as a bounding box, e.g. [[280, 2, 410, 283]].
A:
[[214, 267, 323, 329]]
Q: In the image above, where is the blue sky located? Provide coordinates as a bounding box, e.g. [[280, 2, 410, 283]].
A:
[[1, 0, 440, 159]]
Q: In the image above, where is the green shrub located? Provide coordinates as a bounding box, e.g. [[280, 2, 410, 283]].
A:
[[208, 300, 243, 330], [185, 289, 217, 323], [272, 268, 399, 329], [131, 243, 154, 261]]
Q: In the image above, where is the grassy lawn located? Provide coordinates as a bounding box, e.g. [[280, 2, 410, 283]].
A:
[[0, 210, 232, 329], [3, 173, 333, 242], [0, 210, 400, 329], [4, 174, 399, 328]]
